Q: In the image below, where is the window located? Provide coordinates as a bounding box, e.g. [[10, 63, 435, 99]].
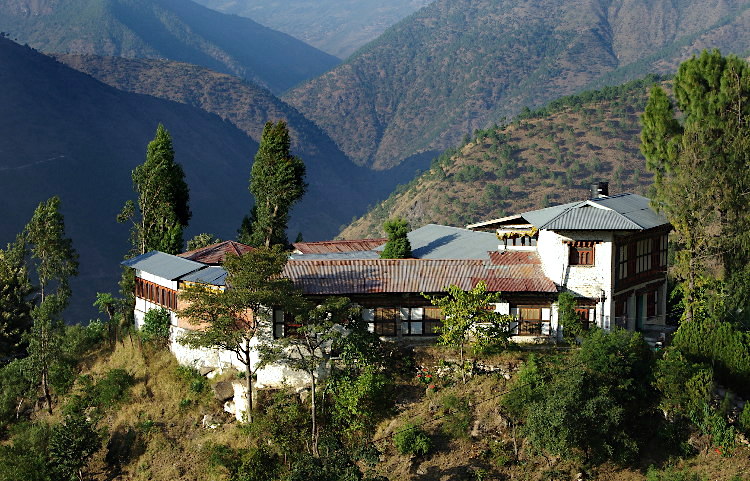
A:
[[647, 290, 658, 318], [636, 239, 652, 273], [568, 241, 596, 266], [575, 306, 595, 330], [659, 234, 668, 267], [135, 277, 177, 310], [617, 245, 629, 280], [363, 306, 442, 336], [273, 309, 300, 338], [511, 305, 551, 336]]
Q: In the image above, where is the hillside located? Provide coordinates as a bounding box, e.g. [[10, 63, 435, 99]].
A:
[[52, 53, 428, 236], [0, 38, 361, 320], [341, 76, 660, 239], [0, 0, 339, 94], [193, 0, 433, 59], [284, 0, 750, 169]]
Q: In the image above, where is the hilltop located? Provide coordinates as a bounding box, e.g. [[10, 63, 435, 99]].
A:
[[341, 76, 660, 239], [0, 0, 339, 94], [284, 0, 750, 169]]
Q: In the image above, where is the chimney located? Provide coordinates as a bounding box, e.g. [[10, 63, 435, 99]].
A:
[[590, 181, 609, 199]]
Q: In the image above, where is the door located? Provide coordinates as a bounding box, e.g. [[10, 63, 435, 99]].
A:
[[635, 294, 644, 331]]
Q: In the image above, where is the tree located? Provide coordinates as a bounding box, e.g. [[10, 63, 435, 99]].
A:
[[261, 297, 359, 456], [380, 218, 412, 259], [186, 233, 221, 251], [118, 124, 191, 256], [557, 291, 584, 342], [423, 281, 512, 382], [49, 411, 101, 481], [0, 236, 33, 359], [237, 206, 257, 245], [178, 246, 305, 422], [24, 197, 79, 414], [641, 51, 750, 319], [249, 121, 307, 248]]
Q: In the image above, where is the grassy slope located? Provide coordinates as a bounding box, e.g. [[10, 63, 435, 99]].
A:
[[283, 0, 750, 169], [0, 0, 339, 94], [340, 77, 660, 239]]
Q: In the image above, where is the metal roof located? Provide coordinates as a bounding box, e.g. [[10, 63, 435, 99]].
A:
[[293, 238, 387, 254], [373, 224, 500, 259], [178, 240, 254, 264], [180, 266, 227, 286], [289, 251, 381, 260], [521, 193, 669, 231], [122, 251, 205, 280]]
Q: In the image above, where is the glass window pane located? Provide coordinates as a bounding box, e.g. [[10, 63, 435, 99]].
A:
[[411, 321, 423, 335], [411, 307, 424, 320]]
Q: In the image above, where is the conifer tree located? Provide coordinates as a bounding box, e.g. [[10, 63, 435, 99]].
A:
[[24, 196, 79, 414], [380, 218, 412, 259], [118, 124, 191, 255], [249, 121, 306, 248], [0, 236, 33, 358], [641, 50, 750, 319]]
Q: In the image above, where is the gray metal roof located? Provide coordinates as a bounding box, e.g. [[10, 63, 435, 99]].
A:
[[521, 193, 669, 231], [122, 251, 205, 280], [180, 266, 228, 286], [374, 224, 499, 259]]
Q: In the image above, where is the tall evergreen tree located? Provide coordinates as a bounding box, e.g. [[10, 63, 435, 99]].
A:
[[641, 50, 750, 320], [249, 121, 307, 248], [24, 196, 79, 414], [118, 124, 191, 256], [0, 236, 34, 359], [380, 218, 412, 259]]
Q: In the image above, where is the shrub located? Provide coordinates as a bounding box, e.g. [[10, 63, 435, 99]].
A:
[[440, 394, 473, 439], [645, 466, 703, 481], [49, 411, 101, 481], [394, 423, 431, 456], [140, 308, 171, 343], [739, 403, 750, 435]]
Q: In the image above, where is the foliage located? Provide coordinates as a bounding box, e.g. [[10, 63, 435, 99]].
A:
[[0, 422, 51, 481], [501, 355, 547, 422], [654, 348, 714, 421], [186, 233, 220, 251], [424, 282, 511, 381], [48, 410, 101, 481], [739, 402, 750, 436], [24, 196, 79, 414], [0, 236, 33, 359], [117, 123, 191, 255], [695, 402, 736, 456], [440, 394, 473, 439], [379, 218, 412, 259], [557, 291, 584, 342], [394, 423, 431, 456], [641, 51, 750, 318], [516, 329, 655, 463], [250, 120, 307, 248], [140, 307, 171, 344], [329, 365, 394, 439], [207, 443, 281, 481], [645, 466, 704, 481], [179, 246, 306, 421]]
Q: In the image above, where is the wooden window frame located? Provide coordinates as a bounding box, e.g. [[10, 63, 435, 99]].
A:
[[636, 238, 652, 273], [568, 241, 596, 266], [135, 277, 177, 310], [273, 309, 301, 339]]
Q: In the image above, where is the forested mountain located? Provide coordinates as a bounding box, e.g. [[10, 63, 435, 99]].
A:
[[193, 0, 433, 59], [341, 76, 660, 239], [284, 0, 750, 170], [0, 0, 339, 94], [0, 38, 389, 320]]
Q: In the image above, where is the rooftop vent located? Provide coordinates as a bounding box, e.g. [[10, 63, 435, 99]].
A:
[[590, 181, 609, 199]]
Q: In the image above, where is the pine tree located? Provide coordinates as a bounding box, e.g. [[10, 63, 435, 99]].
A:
[[641, 50, 750, 319], [118, 124, 191, 256], [380, 218, 412, 259], [249, 121, 306, 248], [24, 196, 79, 414]]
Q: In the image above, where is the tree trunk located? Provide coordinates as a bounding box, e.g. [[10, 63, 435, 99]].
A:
[[460, 343, 466, 384], [245, 344, 253, 423], [42, 368, 52, 415], [311, 374, 318, 456]]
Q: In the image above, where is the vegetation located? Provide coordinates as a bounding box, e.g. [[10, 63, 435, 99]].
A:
[[186, 233, 221, 251], [249, 121, 307, 248], [380, 218, 412, 259]]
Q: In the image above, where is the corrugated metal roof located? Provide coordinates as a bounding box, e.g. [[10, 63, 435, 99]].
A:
[[373, 224, 500, 259], [178, 240, 254, 264], [122, 251, 205, 280], [180, 266, 227, 286], [289, 251, 381, 260], [521, 193, 669, 231], [293, 238, 387, 254]]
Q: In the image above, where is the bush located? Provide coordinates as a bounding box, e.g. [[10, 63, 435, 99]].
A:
[[645, 466, 703, 481], [330, 366, 394, 438], [49, 411, 101, 481], [140, 308, 171, 343], [740, 402, 750, 435], [440, 394, 473, 439], [394, 423, 431, 456], [0, 422, 51, 481]]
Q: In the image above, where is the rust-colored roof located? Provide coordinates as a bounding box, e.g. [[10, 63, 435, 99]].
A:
[[488, 251, 542, 265], [282, 256, 557, 295], [293, 238, 387, 254], [178, 241, 254, 265]]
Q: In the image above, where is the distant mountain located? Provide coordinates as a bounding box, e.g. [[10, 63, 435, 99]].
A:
[[0, 38, 386, 321], [284, 0, 750, 169], [0, 0, 339, 93], [340, 76, 661, 239], [193, 0, 433, 59]]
